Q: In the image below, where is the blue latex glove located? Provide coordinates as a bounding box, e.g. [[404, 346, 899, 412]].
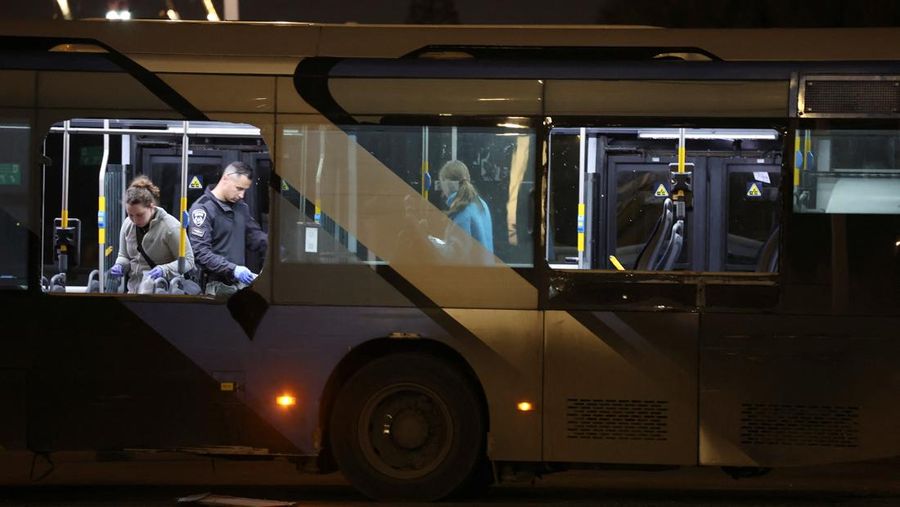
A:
[[233, 265, 256, 284], [147, 266, 165, 280], [109, 264, 124, 277]]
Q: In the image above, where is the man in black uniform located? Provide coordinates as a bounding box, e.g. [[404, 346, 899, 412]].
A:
[[188, 161, 267, 296]]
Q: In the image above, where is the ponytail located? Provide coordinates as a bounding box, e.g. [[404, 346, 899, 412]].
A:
[[438, 160, 484, 216]]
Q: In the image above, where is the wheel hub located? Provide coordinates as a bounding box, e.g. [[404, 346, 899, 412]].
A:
[[389, 409, 429, 449], [359, 383, 454, 479]]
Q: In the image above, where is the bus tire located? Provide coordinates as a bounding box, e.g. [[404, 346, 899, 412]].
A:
[[329, 353, 485, 501]]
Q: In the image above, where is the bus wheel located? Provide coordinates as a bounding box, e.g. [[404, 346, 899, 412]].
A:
[[329, 353, 485, 501]]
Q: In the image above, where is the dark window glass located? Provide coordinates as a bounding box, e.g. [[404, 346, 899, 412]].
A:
[[0, 121, 30, 290]]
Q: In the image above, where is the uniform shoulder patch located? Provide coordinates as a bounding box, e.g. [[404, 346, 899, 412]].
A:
[[191, 208, 207, 227]]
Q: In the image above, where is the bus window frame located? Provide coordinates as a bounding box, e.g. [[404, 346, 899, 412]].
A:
[[0, 111, 37, 294], [544, 116, 788, 312], [0, 36, 214, 298], [276, 114, 545, 288], [782, 118, 900, 315]]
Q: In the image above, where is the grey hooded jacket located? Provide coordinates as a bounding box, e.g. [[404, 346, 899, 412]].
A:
[[114, 206, 195, 294]]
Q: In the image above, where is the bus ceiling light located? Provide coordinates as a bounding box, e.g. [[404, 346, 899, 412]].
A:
[[497, 122, 529, 129], [638, 129, 778, 141], [276, 394, 297, 408], [105, 10, 131, 20], [517, 401, 534, 412]]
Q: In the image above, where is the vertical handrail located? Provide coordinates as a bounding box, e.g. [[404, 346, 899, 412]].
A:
[[97, 119, 110, 291], [451, 126, 458, 161], [347, 133, 358, 255], [178, 120, 189, 274], [674, 127, 687, 219], [421, 126, 430, 198], [577, 127, 586, 269], [59, 120, 71, 273], [314, 125, 325, 224]]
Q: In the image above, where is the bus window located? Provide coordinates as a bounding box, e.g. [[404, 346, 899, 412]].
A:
[[791, 128, 900, 311], [277, 123, 535, 269], [41, 119, 271, 296], [548, 127, 782, 273], [0, 120, 30, 290], [793, 129, 900, 215], [725, 166, 781, 272]]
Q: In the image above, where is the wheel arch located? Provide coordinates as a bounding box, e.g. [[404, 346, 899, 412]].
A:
[[316, 336, 489, 472]]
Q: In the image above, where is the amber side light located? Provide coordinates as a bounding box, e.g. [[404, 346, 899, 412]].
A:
[[277, 394, 297, 408]]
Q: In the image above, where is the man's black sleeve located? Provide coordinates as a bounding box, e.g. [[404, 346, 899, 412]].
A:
[[189, 204, 236, 278], [245, 212, 268, 255]]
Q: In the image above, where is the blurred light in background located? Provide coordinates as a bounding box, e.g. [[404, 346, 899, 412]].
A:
[[55, 0, 73, 20], [203, 0, 220, 21], [105, 0, 131, 20], [105, 9, 132, 20]]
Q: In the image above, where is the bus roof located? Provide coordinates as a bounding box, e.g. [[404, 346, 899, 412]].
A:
[[2, 19, 900, 66]]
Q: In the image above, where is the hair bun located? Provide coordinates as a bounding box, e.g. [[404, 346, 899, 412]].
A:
[[128, 175, 161, 201]]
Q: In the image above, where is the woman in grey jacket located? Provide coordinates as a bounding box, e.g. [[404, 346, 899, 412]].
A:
[[110, 176, 195, 294]]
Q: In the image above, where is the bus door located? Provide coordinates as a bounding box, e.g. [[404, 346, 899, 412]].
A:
[[142, 149, 231, 214], [544, 127, 701, 466], [708, 157, 782, 273], [541, 65, 791, 465], [604, 153, 708, 271], [140, 138, 271, 226]]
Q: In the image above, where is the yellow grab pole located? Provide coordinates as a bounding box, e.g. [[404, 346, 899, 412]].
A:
[[178, 121, 189, 273], [676, 127, 686, 200], [793, 130, 802, 187], [97, 119, 110, 290]]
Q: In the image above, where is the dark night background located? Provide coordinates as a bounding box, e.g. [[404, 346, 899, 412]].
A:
[[4, 0, 900, 26]]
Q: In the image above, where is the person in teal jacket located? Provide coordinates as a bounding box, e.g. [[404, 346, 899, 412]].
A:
[[438, 160, 493, 254]]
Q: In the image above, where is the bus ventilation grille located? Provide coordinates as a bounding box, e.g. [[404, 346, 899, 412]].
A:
[[740, 403, 860, 448], [566, 399, 668, 441], [802, 78, 900, 116]]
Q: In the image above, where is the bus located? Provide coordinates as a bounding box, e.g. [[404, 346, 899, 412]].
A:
[[1, 20, 899, 501]]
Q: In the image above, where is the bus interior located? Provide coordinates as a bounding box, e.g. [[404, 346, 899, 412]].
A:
[[548, 127, 783, 273], [40, 119, 271, 294]]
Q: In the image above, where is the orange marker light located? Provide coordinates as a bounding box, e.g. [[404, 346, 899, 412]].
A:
[[517, 401, 534, 412], [276, 394, 297, 408]]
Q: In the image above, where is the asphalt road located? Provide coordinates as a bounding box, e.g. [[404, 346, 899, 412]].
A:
[[1, 451, 899, 506]]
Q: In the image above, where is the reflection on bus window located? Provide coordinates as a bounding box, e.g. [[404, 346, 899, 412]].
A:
[[277, 125, 535, 268], [0, 122, 30, 290], [548, 127, 782, 273], [41, 119, 270, 296], [793, 129, 900, 215]]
